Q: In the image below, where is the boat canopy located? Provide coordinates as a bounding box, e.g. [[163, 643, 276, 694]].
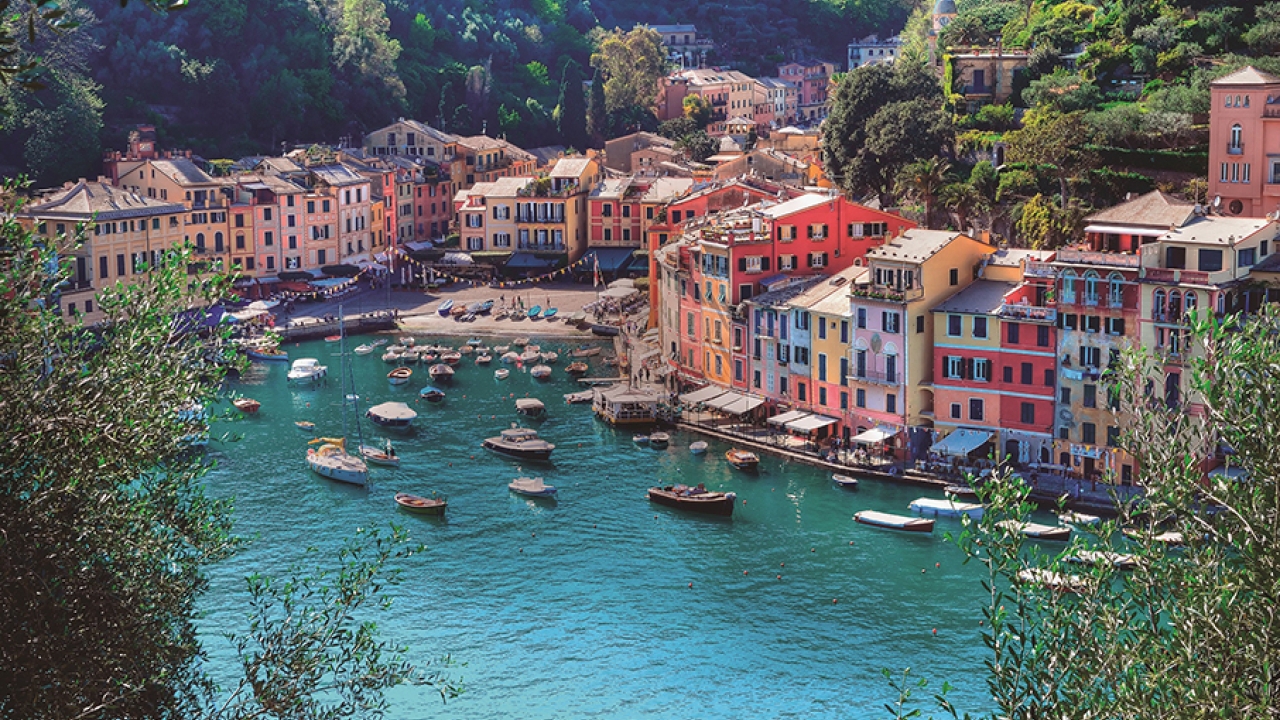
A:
[[851, 427, 899, 444], [929, 429, 993, 458], [367, 402, 418, 421], [787, 414, 839, 433], [679, 385, 729, 404], [516, 398, 546, 410]]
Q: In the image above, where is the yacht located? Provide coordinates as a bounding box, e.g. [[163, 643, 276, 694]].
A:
[[483, 425, 556, 461], [287, 358, 327, 384]]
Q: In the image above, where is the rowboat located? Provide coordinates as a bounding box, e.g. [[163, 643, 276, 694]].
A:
[[566, 361, 589, 375], [530, 364, 552, 379], [295, 421, 315, 432], [495, 368, 510, 380], [437, 299, 454, 316], [441, 351, 462, 365], [394, 492, 447, 516], [541, 351, 559, 364], [909, 497, 985, 520], [324, 335, 341, 343], [509, 476, 557, 498], [360, 440, 400, 467], [353, 344, 374, 355], [689, 441, 708, 455], [569, 345, 601, 358], [726, 449, 759, 471], [648, 484, 736, 517], [633, 434, 649, 445], [649, 432, 670, 448], [475, 353, 493, 364], [996, 520, 1072, 541], [232, 397, 261, 414], [542, 307, 557, 320], [387, 367, 413, 385], [854, 510, 934, 533], [528, 305, 542, 319], [420, 386, 446, 402], [247, 345, 289, 362], [429, 363, 454, 381], [832, 473, 859, 489]]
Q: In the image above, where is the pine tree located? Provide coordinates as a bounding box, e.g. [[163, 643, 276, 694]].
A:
[[588, 65, 608, 148], [558, 59, 588, 152]]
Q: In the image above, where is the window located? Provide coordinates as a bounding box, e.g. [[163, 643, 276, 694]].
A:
[[949, 268, 959, 286], [886, 394, 897, 414], [916, 315, 925, 334], [818, 387, 827, 406], [969, 398, 984, 421], [1230, 123, 1242, 150], [1240, 247, 1257, 267], [1020, 402, 1035, 425], [1083, 384, 1097, 408], [601, 204, 612, 217], [1081, 346, 1101, 368], [973, 316, 988, 338], [1060, 271, 1077, 303], [817, 353, 828, 381], [1044, 369, 1055, 387], [1108, 273, 1124, 307], [950, 402, 961, 419], [1060, 386, 1071, 404], [945, 355, 962, 379], [947, 314, 962, 336], [1084, 272, 1100, 305], [1166, 246, 1186, 269], [856, 389, 866, 408], [840, 321, 849, 343], [1106, 317, 1126, 336], [1002, 365, 1013, 383], [857, 307, 866, 329], [99, 255, 108, 280], [817, 321, 827, 340], [885, 354, 898, 384], [974, 358, 990, 382], [1107, 426, 1120, 448], [235, 234, 245, 250], [1021, 362, 1033, 385], [797, 383, 806, 401], [1082, 422, 1096, 445], [1198, 248, 1223, 273], [1007, 322, 1020, 344], [1085, 315, 1101, 334], [808, 252, 827, 268], [883, 312, 901, 334]]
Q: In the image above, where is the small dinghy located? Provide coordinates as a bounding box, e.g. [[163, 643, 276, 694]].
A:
[[429, 363, 455, 381], [689, 441, 708, 455], [566, 361, 589, 375], [832, 473, 859, 489], [530, 364, 552, 379], [648, 432, 670, 448], [475, 353, 493, 365], [437, 300, 454, 316], [854, 510, 934, 533], [495, 368, 510, 380], [419, 386, 446, 402], [508, 476, 557, 497], [387, 367, 413, 386], [634, 434, 650, 445], [360, 440, 400, 467], [996, 520, 1072, 541], [233, 398, 261, 414], [353, 344, 374, 355], [395, 492, 447, 516], [295, 421, 316, 432]]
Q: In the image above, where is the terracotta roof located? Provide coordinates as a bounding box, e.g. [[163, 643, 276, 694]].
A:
[[1213, 66, 1280, 86], [458, 135, 534, 161], [1085, 190, 1195, 229], [25, 180, 184, 220], [932, 280, 1017, 315]]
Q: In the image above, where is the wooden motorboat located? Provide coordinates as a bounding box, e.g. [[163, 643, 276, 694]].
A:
[[909, 497, 985, 520], [1066, 549, 1139, 570], [437, 299, 454, 316], [647, 484, 736, 517], [441, 351, 462, 365], [689, 441, 708, 455], [648, 432, 670, 448], [516, 397, 547, 418], [366, 401, 417, 429], [530, 364, 552, 379], [475, 353, 493, 365], [996, 520, 1072, 541], [508, 476, 557, 497], [387, 367, 413, 385], [482, 426, 555, 461], [832, 473, 859, 489], [495, 368, 510, 380], [566, 361, 589, 375], [570, 345, 601, 357], [1059, 510, 1101, 526], [395, 492, 447, 516], [726, 449, 759, 471], [420, 386, 446, 402], [428, 363, 454, 381], [295, 420, 316, 432], [247, 345, 289, 362], [233, 397, 261, 414], [854, 510, 934, 533], [360, 440, 400, 467]]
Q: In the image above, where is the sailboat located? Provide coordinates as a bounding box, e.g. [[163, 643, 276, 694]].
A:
[[306, 306, 370, 486]]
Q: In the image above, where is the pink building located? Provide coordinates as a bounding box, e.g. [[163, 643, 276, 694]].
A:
[[1206, 66, 1280, 218]]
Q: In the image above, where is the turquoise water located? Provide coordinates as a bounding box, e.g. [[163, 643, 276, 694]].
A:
[[201, 335, 997, 718]]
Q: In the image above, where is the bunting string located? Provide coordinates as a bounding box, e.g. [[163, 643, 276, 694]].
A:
[[391, 247, 599, 288]]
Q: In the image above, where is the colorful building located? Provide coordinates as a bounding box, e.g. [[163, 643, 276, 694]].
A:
[[1205, 66, 1280, 218]]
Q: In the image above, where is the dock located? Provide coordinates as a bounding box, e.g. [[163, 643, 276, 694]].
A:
[[577, 376, 626, 386]]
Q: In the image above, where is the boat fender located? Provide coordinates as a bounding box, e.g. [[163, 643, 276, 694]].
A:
[[888, 466, 900, 476]]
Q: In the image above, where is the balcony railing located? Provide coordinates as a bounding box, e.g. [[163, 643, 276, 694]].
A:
[[517, 213, 566, 223], [1023, 261, 1056, 278], [848, 370, 899, 386], [1227, 144, 1244, 155], [851, 286, 924, 303], [1055, 249, 1142, 268], [998, 303, 1057, 323], [517, 242, 566, 252]]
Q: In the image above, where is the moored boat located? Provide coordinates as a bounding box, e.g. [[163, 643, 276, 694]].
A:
[[478, 300, 495, 314], [566, 361, 589, 375], [1017, 568, 1092, 594], [324, 334, 341, 343], [832, 473, 859, 489], [295, 420, 316, 432], [541, 351, 559, 364], [494, 368, 510, 380], [419, 385, 446, 402], [516, 397, 547, 418], [394, 492, 447, 516], [437, 299, 454, 316], [726, 449, 759, 471], [381, 350, 402, 363], [564, 390, 592, 403], [353, 344, 374, 356], [466, 337, 483, 346], [232, 397, 261, 414], [570, 345, 601, 357], [247, 345, 290, 362], [996, 520, 1072, 541], [591, 323, 620, 336], [475, 353, 493, 364], [387, 367, 413, 385], [519, 349, 542, 364], [360, 439, 400, 467], [1122, 528, 1184, 546], [513, 337, 530, 347], [689, 441, 708, 455], [287, 358, 327, 383], [366, 401, 417, 429], [647, 484, 736, 517], [508, 476, 557, 497], [483, 426, 555, 461], [567, 310, 587, 326], [1066, 549, 1139, 570], [500, 351, 520, 364], [399, 336, 416, 347], [429, 363, 454, 381], [441, 351, 462, 365], [854, 510, 935, 533], [648, 432, 670, 448], [1059, 510, 1101, 526], [909, 497, 985, 520], [307, 437, 368, 486], [530, 364, 552, 379], [450, 304, 467, 318], [633, 434, 649, 445], [944, 484, 979, 500]]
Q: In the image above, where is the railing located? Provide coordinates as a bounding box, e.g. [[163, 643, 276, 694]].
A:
[[848, 370, 899, 386], [1023, 261, 1056, 278], [1227, 144, 1244, 155], [1143, 267, 1178, 283], [516, 242, 566, 252], [998, 303, 1057, 323], [963, 84, 993, 95], [1264, 106, 1280, 119], [851, 286, 924, 303], [517, 213, 566, 223], [1056, 249, 1142, 268]]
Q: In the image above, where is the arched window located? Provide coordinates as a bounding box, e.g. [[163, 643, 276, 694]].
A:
[[1184, 291, 1197, 316], [1217, 291, 1227, 315], [1236, 95, 1242, 107], [1231, 124, 1243, 150], [1169, 290, 1182, 318], [1108, 272, 1124, 307], [1084, 271, 1100, 306], [214, 231, 224, 252], [1154, 289, 1167, 321], [195, 232, 205, 250], [1245, 95, 1251, 108], [1061, 270, 1077, 304]]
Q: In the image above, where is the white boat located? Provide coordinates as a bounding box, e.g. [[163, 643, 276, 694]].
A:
[[909, 497, 985, 520], [399, 336, 416, 347], [832, 474, 859, 489], [353, 344, 374, 355], [400, 348, 421, 363], [381, 351, 402, 363], [366, 401, 418, 430], [1017, 568, 1092, 594], [564, 390, 593, 403], [483, 425, 555, 461], [475, 353, 493, 365], [519, 350, 542, 364], [541, 351, 559, 364], [495, 368, 510, 380], [287, 358, 327, 383], [530, 364, 552, 379], [429, 363, 455, 381], [689, 441, 708, 455], [513, 337, 530, 347], [648, 432, 670, 448], [854, 510, 934, 533], [516, 398, 547, 418], [441, 351, 462, 365], [360, 439, 400, 467], [633, 434, 649, 445], [1066, 549, 1139, 570], [387, 367, 413, 385], [308, 437, 369, 486], [996, 520, 1071, 541], [1058, 510, 1101, 526], [508, 476, 557, 497], [494, 345, 510, 353], [387, 344, 407, 354], [500, 351, 520, 364]]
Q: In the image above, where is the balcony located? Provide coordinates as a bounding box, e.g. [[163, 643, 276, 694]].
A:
[[851, 285, 924, 303], [1055, 249, 1141, 268], [516, 242, 567, 252], [963, 84, 993, 96], [998, 303, 1057, 323], [1141, 267, 1220, 286], [1227, 144, 1243, 156], [848, 371, 899, 387], [1023, 261, 1056, 278], [517, 213, 566, 224], [1264, 106, 1280, 119]]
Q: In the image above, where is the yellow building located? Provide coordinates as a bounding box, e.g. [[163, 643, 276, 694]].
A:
[[113, 157, 231, 272], [21, 180, 187, 324], [697, 240, 733, 385]]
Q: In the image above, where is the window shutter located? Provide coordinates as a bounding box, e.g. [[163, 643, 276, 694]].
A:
[[777, 227, 783, 241], [822, 224, 829, 238], [762, 256, 771, 271], [806, 225, 813, 239], [806, 254, 814, 268], [821, 252, 829, 266], [738, 258, 747, 271]]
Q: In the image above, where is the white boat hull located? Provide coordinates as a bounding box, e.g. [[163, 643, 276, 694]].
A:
[[909, 498, 985, 520], [307, 453, 368, 486]]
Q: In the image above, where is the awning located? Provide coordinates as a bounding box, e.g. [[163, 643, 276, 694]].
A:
[[586, 248, 637, 272], [768, 410, 811, 426], [506, 252, 557, 269], [441, 251, 475, 265], [309, 277, 353, 289], [930, 429, 994, 458], [306, 268, 327, 278], [356, 259, 388, 273], [851, 427, 899, 444], [600, 286, 638, 299], [787, 414, 839, 433], [720, 395, 765, 415], [680, 385, 729, 404], [703, 391, 747, 411], [1083, 224, 1168, 237]]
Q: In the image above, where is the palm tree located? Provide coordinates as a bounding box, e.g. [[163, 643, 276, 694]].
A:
[[896, 157, 952, 229]]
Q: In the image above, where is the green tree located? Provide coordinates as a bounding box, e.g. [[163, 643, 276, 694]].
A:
[[590, 27, 666, 114], [1244, 2, 1280, 55], [657, 116, 697, 140], [1022, 70, 1102, 114], [332, 0, 405, 103], [1004, 111, 1097, 205], [676, 129, 717, 163], [587, 65, 607, 147], [0, 185, 454, 718], [682, 95, 712, 129], [1013, 192, 1087, 248], [861, 99, 953, 206], [557, 59, 587, 152], [896, 156, 952, 229]]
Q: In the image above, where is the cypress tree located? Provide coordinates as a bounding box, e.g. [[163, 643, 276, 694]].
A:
[[558, 59, 588, 152], [588, 66, 608, 148]]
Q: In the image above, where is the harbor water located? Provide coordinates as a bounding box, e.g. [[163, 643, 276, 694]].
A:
[[200, 334, 997, 718]]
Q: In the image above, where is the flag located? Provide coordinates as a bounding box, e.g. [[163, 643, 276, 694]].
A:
[[592, 252, 601, 288]]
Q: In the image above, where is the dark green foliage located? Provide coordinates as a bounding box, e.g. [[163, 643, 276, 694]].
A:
[[557, 59, 587, 152], [676, 129, 716, 163], [587, 66, 607, 148]]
